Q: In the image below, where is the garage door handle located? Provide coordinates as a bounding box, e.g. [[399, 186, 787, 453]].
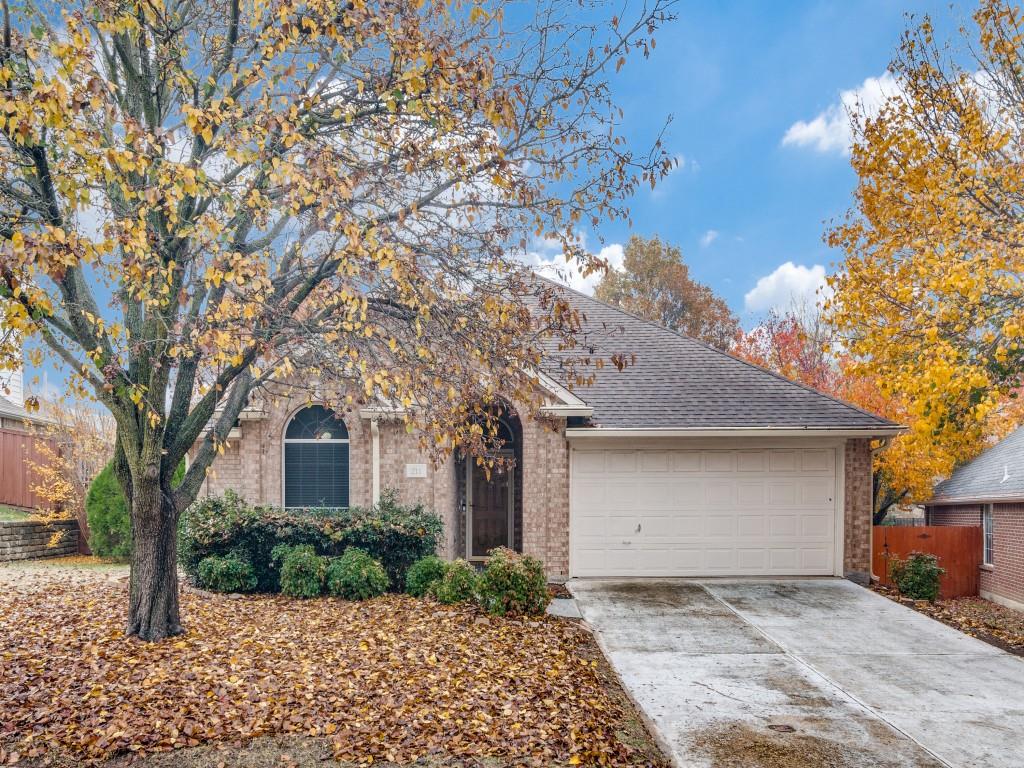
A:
[[622, 540, 631, 545]]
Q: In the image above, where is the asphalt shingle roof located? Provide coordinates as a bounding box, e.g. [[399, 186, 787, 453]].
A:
[[535, 277, 899, 432], [932, 427, 1024, 504]]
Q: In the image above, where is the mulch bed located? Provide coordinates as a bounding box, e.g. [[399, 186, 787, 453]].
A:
[[0, 581, 667, 767], [872, 585, 1024, 657]]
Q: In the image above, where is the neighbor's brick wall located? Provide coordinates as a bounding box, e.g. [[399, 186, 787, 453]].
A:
[[929, 502, 1024, 608], [844, 438, 872, 581], [0, 519, 79, 562]]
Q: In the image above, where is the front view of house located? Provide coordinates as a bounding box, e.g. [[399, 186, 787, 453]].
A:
[[199, 280, 900, 583]]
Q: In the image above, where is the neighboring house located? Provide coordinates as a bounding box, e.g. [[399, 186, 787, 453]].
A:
[[198, 279, 900, 582], [0, 331, 55, 511], [927, 428, 1024, 611]]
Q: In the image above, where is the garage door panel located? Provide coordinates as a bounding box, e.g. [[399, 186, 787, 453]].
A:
[[636, 481, 675, 509], [706, 483, 735, 508], [737, 450, 767, 472], [704, 452, 736, 472], [639, 451, 671, 472], [769, 450, 798, 472], [571, 445, 838, 577], [800, 449, 834, 472]]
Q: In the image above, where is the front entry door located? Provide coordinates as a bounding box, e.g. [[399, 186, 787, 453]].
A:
[[467, 457, 513, 560]]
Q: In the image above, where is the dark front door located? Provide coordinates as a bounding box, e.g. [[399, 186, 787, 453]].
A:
[[469, 459, 512, 559]]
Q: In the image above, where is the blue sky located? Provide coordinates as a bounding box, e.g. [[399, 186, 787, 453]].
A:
[[530, 0, 959, 323], [20, 0, 968, 398]]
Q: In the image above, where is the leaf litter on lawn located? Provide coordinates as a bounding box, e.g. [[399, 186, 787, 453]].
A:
[[0, 582, 667, 767]]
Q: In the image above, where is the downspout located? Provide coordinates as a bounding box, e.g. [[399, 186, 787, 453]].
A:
[[370, 418, 381, 506]]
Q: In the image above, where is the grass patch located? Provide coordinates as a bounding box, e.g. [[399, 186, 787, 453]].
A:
[[0, 505, 32, 522]]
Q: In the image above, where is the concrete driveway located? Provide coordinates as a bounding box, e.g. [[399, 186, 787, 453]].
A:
[[569, 579, 1024, 768]]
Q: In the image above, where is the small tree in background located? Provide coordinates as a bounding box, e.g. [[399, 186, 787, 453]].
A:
[[27, 399, 115, 546], [594, 235, 739, 350]]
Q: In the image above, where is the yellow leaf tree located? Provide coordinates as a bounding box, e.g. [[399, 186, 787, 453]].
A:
[[0, 0, 674, 639], [827, 0, 1024, 507]]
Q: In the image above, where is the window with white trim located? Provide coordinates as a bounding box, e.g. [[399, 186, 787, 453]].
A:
[[982, 504, 994, 566], [284, 405, 349, 508]]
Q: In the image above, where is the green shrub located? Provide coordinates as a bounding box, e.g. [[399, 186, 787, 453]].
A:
[[337, 490, 444, 588], [179, 488, 443, 593], [888, 552, 944, 602], [430, 559, 478, 604], [86, 459, 184, 560], [405, 555, 448, 597], [85, 463, 131, 560], [276, 544, 327, 598], [477, 548, 549, 616], [196, 552, 257, 593], [326, 548, 389, 600]]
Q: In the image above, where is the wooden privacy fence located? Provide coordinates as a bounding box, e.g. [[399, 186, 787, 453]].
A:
[[0, 427, 57, 510], [873, 525, 982, 599]]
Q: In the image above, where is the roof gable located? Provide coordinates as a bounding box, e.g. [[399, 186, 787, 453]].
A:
[[534, 276, 898, 432], [932, 427, 1024, 503]]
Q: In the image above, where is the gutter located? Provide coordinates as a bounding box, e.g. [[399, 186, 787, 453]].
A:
[[565, 426, 906, 439]]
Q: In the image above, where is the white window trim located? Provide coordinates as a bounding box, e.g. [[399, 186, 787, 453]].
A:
[[982, 504, 994, 567]]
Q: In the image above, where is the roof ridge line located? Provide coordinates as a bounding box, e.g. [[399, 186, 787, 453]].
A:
[[530, 270, 899, 429]]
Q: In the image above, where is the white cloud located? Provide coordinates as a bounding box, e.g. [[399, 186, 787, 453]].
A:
[[699, 229, 719, 247], [782, 72, 900, 155], [518, 234, 625, 295], [744, 261, 829, 313]]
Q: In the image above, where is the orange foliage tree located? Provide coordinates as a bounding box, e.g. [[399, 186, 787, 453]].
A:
[[826, 0, 1024, 507], [0, 1, 674, 639], [594, 235, 739, 350]]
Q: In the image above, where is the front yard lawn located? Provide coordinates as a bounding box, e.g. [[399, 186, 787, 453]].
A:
[[0, 578, 666, 767], [873, 587, 1024, 656]]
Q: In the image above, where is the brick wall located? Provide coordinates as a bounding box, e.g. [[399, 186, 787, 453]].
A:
[[929, 502, 1024, 609], [844, 437, 872, 582], [0, 519, 79, 562], [195, 392, 564, 568]]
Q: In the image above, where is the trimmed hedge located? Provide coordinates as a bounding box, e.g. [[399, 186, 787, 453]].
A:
[[477, 548, 549, 616], [430, 559, 478, 605], [326, 548, 389, 600], [275, 544, 328, 598], [405, 555, 448, 597], [179, 489, 443, 593], [196, 552, 257, 593]]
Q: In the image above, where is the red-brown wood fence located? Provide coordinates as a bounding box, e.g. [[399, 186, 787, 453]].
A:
[[0, 428, 57, 510], [873, 525, 982, 598]]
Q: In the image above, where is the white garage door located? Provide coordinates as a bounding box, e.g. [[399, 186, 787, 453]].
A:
[[570, 446, 839, 577]]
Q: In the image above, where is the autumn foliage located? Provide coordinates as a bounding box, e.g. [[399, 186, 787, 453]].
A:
[[0, 581, 664, 766], [595, 235, 740, 350], [826, 0, 1024, 498], [0, 0, 673, 638]]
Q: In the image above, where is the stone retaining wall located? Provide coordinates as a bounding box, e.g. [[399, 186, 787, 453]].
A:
[[0, 519, 79, 562]]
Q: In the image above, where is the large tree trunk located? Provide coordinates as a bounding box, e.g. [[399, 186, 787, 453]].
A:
[[126, 487, 182, 641]]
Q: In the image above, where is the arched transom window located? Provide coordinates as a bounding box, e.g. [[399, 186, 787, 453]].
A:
[[283, 405, 349, 508]]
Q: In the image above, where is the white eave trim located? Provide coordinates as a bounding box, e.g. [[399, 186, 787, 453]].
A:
[[539, 404, 594, 417], [565, 426, 905, 439]]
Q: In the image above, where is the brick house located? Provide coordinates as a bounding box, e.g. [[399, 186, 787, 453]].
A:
[[926, 428, 1024, 611], [198, 281, 899, 582]]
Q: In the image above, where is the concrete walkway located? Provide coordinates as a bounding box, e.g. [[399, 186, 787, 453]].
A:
[[570, 578, 1024, 768]]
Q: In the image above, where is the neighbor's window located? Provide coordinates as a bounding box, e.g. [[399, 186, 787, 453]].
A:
[[283, 405, 349, 508], [982, 504, 994, 566]]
